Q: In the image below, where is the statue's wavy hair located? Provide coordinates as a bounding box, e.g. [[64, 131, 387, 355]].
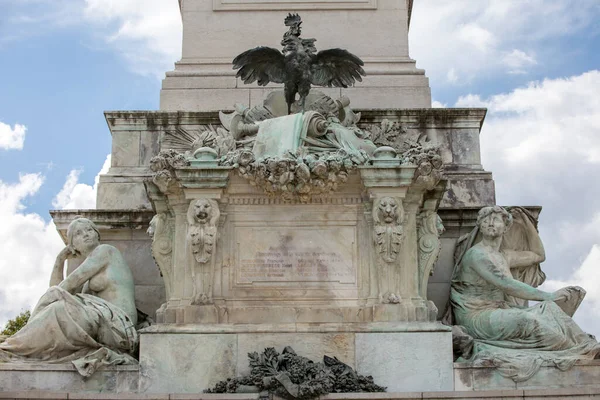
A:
[[67, 217, 101, 244], [372, 196, 404, 225], [476, 206, 513, 230], [187, 198, 220, 227]]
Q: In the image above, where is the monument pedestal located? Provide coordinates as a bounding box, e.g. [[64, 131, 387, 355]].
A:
[[138, 323, 453, 394]]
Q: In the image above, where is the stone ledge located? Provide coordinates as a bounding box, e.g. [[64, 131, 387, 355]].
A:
[[3, 387, 600, 399], [140, 322, 451, 334], [454, 360, 600, 391], [103, 109, 487, 130], [0, 364, 138, 372]]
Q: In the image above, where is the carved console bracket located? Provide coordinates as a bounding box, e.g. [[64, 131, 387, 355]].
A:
[[360, 146, 446, 322]]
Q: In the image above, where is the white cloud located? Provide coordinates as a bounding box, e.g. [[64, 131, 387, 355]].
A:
[[456, 70, 600, 334], [503, 49, 537, 74], [82, 0, 182, 77], [0, 122, 26, 150], [52, 154, 111, 210], [431, 100, 447, 108], [543, 244, 600, 335], [446, 68, 458, 84], [458, 71, 600, 164], [457, 23, 495, 53], [2, 1, 181, 78], [410, 0, 600, 84], [0, 174, 63, 328], [0, 156, 111, 328]]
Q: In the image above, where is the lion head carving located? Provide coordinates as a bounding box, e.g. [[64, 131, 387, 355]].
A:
[[187, 198, 220, 228], [373, 196, 404, 226]]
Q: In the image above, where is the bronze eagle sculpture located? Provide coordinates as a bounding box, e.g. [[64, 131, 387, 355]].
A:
[[232, 14, 366, 114]]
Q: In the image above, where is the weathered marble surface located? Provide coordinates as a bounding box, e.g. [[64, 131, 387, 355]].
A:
[[455, 360, 600, 392], [139, 334, 237, 394], [356, 332, 454, 392], [83, 108, 494, 324], [138, 323, 452, 394], [0, 364, 138, 393], [161, 0, 430, 110]]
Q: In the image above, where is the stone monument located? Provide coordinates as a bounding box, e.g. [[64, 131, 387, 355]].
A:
[[2, 1, 600, 399]]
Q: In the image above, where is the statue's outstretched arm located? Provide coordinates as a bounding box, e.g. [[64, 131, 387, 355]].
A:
[[58, 245, 110, 294], [467, 250, 551, 302]]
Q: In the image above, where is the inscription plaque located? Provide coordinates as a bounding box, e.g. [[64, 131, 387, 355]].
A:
[[236, 227, 356, 285]]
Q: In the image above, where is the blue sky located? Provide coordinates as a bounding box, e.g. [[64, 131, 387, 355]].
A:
[[1, 0, 600, 336]]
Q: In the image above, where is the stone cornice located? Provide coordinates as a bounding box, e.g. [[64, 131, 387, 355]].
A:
[[50, 210, 155, 241], [104, 108, 487, 132]]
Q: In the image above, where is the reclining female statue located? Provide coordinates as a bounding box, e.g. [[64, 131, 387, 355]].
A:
[[0, 218, 139, 377], [449, 206, 600, 381]]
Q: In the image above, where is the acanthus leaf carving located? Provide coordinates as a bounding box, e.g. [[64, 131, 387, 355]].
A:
[[149, 149, 190, 194], [417, 210, 445, 299], [369, 119, 407, 148], [372, 196, 405, 304], [403, 143, 444, 190], [147, 213, 175, 301], [186, 199, 221, 305]]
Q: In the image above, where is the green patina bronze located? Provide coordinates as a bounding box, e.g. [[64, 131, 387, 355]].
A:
[[449, 206, 600, 382]]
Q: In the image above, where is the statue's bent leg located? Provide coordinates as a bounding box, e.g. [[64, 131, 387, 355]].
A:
[[0, 287, 101, 360]]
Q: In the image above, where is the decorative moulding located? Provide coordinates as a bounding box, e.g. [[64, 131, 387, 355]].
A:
[[213, 0, 377, 11]]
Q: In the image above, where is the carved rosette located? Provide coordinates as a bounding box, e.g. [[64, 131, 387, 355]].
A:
[[147, 213, 175, 301], [186, 199, 221, 305], [417, 211, 445, 299], [372, 196, 405, 304]]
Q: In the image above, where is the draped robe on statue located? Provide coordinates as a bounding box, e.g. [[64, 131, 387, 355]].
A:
[[0, 286, 138, 377], [448, 216, 600, 382]]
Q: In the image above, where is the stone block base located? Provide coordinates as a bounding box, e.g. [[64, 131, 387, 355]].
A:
[[5, 387, 600, 399], [138, 323, 453, 394], [454, 360, 600, 391], [157, 304, 437, 324], [0, 363, 138, 393]]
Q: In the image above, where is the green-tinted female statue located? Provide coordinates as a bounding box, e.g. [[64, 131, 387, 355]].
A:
[[450, 206, 600, 381]]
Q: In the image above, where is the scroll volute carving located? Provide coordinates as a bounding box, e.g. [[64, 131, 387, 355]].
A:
[[148, 213, 175, 301], [417, 210, 445, 299], [186, 198, 220, 305]]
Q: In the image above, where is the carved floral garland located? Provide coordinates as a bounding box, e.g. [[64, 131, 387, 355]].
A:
[[220, 148, 369, 202]]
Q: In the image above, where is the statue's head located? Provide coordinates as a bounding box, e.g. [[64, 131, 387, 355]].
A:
[[67, 217, 100, 254], [373, 196, 403, 225], [187, 198, 220, 227], [477, 206, 513, 238]]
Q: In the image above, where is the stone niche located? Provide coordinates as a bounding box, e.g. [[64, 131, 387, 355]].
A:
[[162, 0, 430, 110]]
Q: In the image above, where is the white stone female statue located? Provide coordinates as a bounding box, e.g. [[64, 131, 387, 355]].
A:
[[450, 206, 600, 381], [0, 218, 139, 377]]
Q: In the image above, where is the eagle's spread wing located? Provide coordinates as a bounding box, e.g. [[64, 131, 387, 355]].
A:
[[232, 47, 285, 86], [310, 48, 365, 88]]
